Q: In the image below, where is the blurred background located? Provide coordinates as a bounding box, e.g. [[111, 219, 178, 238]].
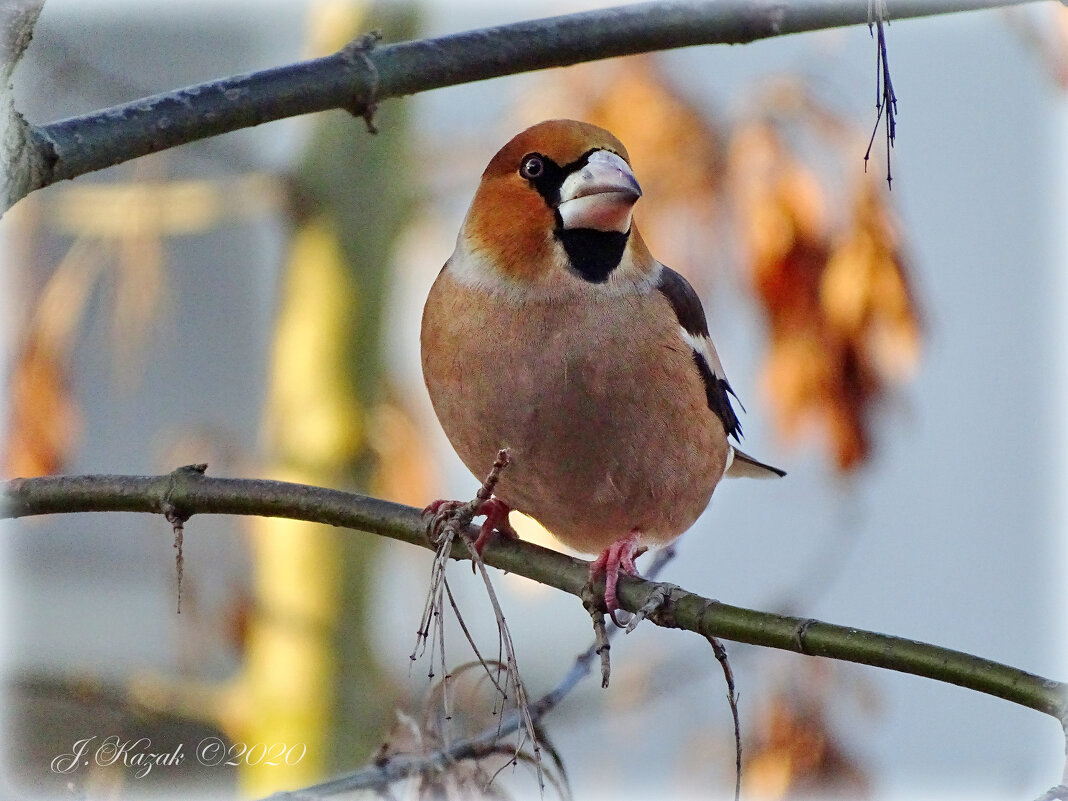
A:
[[1, 1, 1067, 799]]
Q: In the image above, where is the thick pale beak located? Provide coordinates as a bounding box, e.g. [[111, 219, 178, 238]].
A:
[[557, 150, 642, 233]]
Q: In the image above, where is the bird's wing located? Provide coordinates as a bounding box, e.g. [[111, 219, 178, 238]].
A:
[[655, 264, 786, 479], [654, 264, 743, 441]]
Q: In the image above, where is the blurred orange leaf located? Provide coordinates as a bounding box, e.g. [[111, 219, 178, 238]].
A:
[[729, 101, 920, 472], [3, 336, 81, 477], [744, 689, 870, 800], [2, 236, 101, 477], [744, 661, 872, 799]]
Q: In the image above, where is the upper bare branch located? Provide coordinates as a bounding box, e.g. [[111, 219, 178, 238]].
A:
[[3, 0, 1042, 213], [1, 0, 48, 210]]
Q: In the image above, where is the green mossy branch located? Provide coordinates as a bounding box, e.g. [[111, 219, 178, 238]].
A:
[[4, 466, 1066, 723]]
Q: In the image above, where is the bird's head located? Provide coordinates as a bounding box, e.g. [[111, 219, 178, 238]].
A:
[[456, 119, 653, 292]]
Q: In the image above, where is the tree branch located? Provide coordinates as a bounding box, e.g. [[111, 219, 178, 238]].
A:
[[5, 0, 1041, 213], [4, 468, 1066, 724], [1, 0, 48, 210]]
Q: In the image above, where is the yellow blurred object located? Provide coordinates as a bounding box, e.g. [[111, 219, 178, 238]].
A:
[[230, 3, 418, 791], [238, 512, 341, 791], [236, 207, 374, 793], [226, 211, 361, 794], [304, 0, 365, 57], [50, 175, 282, 238], [263, 219, 366, 468]]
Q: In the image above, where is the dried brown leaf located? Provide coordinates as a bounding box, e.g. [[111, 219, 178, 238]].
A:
[[2, 237, 103, 476], [743, 667, 871, 799], [729, 107, 920, 472], [3, 337, 81, 477]]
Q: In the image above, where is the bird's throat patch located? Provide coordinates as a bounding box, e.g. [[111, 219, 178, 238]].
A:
[[556, 228, 628, 283]]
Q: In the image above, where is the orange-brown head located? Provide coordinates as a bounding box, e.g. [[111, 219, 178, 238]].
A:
[[454, 119, 654, 294]]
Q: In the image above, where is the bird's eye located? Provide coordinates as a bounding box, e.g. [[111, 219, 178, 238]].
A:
[[520, 155, 544, 179]]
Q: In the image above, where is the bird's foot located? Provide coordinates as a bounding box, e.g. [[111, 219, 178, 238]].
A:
[[422, 449, 516, 559], [470, 497, 517, 556], [421, 499, 469, 544], [421, 496, 516, 556], [588, 531, 644, 627]]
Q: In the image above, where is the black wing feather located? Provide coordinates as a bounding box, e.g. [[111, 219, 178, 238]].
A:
[[655, 265, 743, 441]]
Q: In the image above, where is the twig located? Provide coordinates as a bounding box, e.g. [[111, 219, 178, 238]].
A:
[[1033, 786, 1068, 801], [706, 635, 742, 801], [582, 587, 612, 688], [592, 612, 612, 690], [443, 578, 508, 699], [160, 463, 206, 614], [164, 508, 185, 614], [411, 450, 545, 793], [864, 1, 898, 188], [281, 546, 680, 800], [454, 452, 544, 793], [461, 530, 544, 794], [410, 511, 451, 666], [341, 30, 382, 133]]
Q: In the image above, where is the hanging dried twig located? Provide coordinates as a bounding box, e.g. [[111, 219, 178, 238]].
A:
[[292, 547, 680, 800], [706, 635, 743, 801], [864, 0, 898, 188], [412, 450, 544, 795]]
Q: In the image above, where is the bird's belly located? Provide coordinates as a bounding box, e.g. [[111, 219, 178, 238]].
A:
[[427, 323, 726, 554]]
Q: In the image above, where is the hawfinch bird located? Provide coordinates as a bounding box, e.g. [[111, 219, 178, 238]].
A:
[[421, 119, 783, 617]]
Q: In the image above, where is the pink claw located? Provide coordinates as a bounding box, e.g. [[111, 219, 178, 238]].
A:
[[589, 531, 642, 625], [470, 498, 517, 556]]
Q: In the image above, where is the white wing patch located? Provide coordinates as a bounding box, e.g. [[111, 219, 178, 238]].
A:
[[678, 327, 727, 382]]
